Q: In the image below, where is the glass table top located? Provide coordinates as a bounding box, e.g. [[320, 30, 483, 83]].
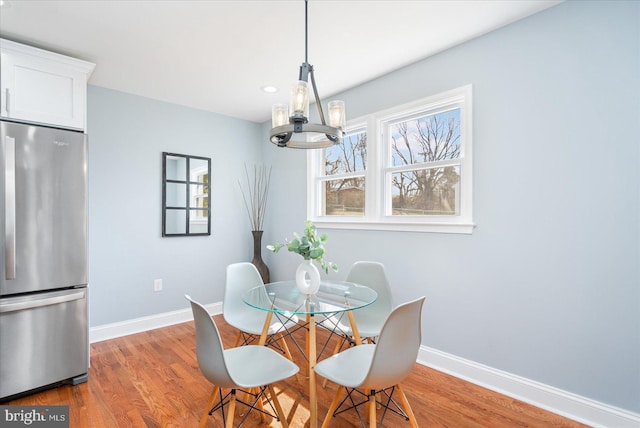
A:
[[243, 280, 378, 315]]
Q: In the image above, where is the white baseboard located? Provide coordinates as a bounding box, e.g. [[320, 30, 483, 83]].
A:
[[418, 346, 640, 428], [89, 306, 639, 427], [89, 302, 222, 343]]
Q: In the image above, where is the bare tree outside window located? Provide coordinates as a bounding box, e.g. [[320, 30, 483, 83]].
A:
[[324, 129, 367, 215], [389, 109, 461, 215]]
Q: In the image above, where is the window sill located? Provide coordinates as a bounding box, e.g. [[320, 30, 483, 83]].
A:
[[311, 219, 475, 234]]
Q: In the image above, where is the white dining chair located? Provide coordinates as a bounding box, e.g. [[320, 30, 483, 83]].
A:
[[186, 295, 299, 428], [314, 296, 425, 428], [321, 261, 394, 356], [223, 262, 299, 361]]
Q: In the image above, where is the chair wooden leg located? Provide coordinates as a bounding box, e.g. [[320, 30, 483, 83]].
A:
[[238, 389, 247, 417], [321, 385, 345, 428], [368, 390, 377, 427], [225, 389, 237, 428], [233, 330, 242, 348], [199, 385, 220, 428], [279, 333, 293, 360], [333, 335, 346, 354], [268, 385, 289, 428], [278, 333, 300, 382], [396, 384, 418, 428], [256, 387, 267, 422], [238, 387, 265, 420]]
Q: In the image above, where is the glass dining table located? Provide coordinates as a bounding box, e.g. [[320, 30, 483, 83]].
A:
[[243, 280, 377, 428]]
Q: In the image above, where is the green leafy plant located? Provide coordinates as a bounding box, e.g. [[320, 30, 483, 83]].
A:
[[267, 221, 338, 274]]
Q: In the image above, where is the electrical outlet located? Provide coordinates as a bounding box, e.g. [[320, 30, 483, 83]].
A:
[[154, 279, 163, 292]]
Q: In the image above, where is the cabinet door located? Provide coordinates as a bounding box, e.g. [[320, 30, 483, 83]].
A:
[[1, 51, 87, 130]]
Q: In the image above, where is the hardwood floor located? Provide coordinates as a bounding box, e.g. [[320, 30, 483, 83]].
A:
[[6, 315, 588, 427]]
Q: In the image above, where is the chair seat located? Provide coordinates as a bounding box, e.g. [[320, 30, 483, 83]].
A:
[[225, 345, 299, 388], [226, 308, 299, 336], [319, 314, 385, 339], [314, 344, 375, 388]]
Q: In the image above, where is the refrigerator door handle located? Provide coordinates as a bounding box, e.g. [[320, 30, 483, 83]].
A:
[[4, 135, 16, 280], [0, 290, 86, 314], [1, 89, 8, 116]]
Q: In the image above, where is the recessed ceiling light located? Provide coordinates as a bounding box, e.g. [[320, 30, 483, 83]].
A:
[[0, 0, 11, 8], [261, 85, 278, 94]]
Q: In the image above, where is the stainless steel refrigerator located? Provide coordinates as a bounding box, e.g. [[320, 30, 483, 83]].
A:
[[0, 119, 88, 401]]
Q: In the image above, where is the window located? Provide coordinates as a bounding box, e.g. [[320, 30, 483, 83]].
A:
[[307, 85, 473, 233]]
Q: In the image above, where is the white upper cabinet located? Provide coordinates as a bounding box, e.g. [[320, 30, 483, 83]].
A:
[[0, 39, 95, 131]]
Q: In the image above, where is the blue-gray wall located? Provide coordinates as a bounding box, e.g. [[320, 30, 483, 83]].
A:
[[87, 86, 263, 326], [262, 0, 639, 413]]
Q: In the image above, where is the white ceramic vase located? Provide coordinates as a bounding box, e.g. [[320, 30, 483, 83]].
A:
[[295, 259, 320, 295]]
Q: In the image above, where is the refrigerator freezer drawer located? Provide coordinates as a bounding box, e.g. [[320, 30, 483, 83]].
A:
[[0, 287, 88, 400]]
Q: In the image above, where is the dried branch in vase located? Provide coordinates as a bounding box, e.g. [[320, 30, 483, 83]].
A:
[[239, 163, 272, 231]]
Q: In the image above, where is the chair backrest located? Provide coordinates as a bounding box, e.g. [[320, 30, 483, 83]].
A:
[[224, 262, 264, 318], [346, 261, 394, 321], [361, 296, 425, 390], [185, 295, 236, 389]]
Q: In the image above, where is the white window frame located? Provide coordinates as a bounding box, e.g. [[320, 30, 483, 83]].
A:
[[307, 84, 474, 234]]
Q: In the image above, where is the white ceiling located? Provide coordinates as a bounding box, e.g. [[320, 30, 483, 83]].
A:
[[0, 0, 561, 123]]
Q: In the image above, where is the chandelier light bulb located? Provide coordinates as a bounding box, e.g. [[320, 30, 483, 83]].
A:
[[272, 104, 289, 127], [290, 80, 310, 117], [328, 100, 346, 129]]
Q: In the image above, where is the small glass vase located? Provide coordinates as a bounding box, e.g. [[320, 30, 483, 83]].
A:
[[295, 259, 320, 295], [251, 230, 269, 284]]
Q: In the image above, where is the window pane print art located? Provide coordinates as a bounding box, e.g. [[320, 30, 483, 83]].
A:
[[390, 108, 460, 167], [391, 166, 460, 216], [162, 152, 211, 236], [325, 128, 367, 176]]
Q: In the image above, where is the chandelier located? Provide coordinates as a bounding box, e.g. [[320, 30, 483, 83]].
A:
[[269, 0, 346, 149]]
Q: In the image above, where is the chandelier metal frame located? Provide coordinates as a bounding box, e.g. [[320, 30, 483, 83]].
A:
[[269, 0, 344, 149]]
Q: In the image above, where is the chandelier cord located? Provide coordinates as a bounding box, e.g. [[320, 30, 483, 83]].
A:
[[304, 0, 327, 126], [305, 0, 308, 64]]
